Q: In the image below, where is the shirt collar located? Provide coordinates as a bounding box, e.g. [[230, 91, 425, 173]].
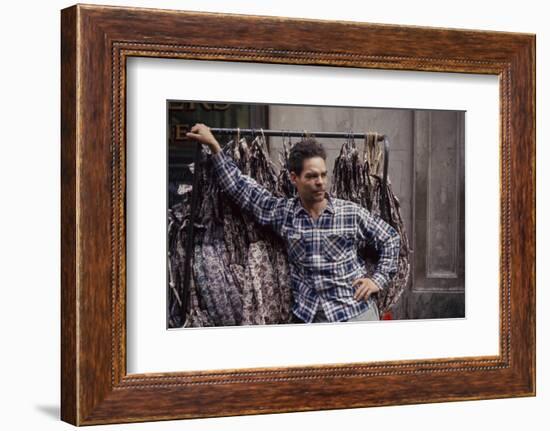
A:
[[293, 193, 335, 217]]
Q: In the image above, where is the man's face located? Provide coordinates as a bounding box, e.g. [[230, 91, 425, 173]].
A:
[[290, 157, 328, 205]]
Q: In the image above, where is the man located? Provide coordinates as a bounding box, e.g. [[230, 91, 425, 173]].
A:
[[186, 123, 401, 324]]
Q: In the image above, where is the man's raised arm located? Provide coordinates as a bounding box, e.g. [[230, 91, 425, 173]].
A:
[[186, 123, 286, 229]]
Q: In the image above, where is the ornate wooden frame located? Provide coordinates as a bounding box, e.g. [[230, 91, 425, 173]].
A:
[[60, 4, 536, 425]]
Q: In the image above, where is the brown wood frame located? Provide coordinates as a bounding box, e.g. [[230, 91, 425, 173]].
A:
[[60, 4, 536, 426]]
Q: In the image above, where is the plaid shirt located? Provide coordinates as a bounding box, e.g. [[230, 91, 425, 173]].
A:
[[211, 150, 401, 323]]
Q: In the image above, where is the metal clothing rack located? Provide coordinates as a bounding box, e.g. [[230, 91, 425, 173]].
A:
[[209, 127, 387, 141], [180, 127, 391, 324]]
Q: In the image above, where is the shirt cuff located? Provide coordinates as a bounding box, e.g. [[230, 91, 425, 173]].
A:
[[370, 273, 388, 291], [210, 150, 226, 168]]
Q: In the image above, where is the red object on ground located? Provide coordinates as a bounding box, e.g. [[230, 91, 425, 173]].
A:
[[381, 311, 393, 320]]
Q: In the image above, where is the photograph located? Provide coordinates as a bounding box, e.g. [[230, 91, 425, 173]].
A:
[[167, 101, 465, 328]]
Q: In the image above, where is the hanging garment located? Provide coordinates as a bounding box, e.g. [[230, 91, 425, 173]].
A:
[[172, 134, 293, 327], [167, 202, 187, 328], [276, 134, 296, 198], [273, 243, 293, 323], [330, 134, 366, 206], [167, 187, 212, 328], [362, 134, 412, 313], [183, 254, 213, 328]]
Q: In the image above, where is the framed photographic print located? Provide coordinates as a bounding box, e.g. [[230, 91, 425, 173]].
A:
[[61, 4, 535, 425]]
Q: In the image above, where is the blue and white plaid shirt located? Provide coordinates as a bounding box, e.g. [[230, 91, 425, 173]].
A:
[[211, 150, 401, 323]]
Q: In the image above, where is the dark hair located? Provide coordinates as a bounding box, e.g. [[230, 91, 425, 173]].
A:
[[288, 138, 326, 175]]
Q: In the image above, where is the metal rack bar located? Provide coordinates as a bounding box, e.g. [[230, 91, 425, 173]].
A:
[[210, 127, 386, 140]]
